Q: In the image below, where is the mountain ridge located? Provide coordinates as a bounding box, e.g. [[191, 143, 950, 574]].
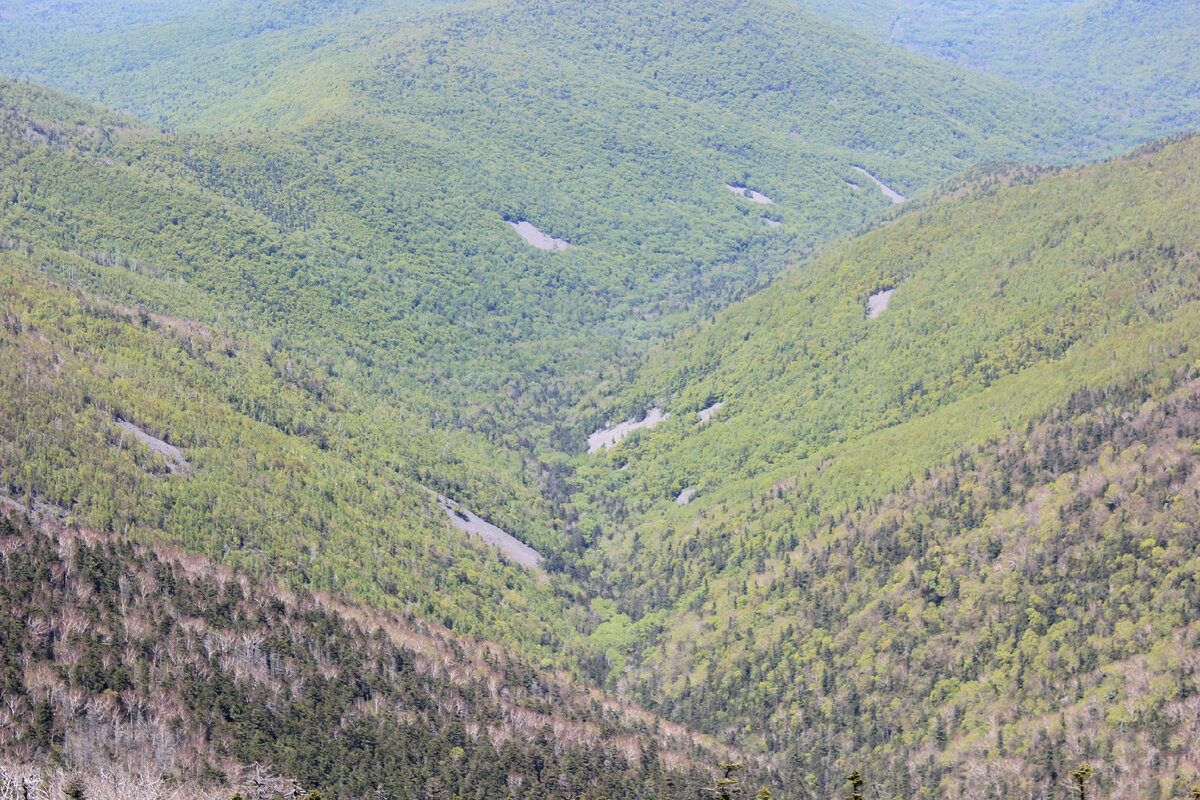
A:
[[0, 505, 751, 800], [560, 130, 1200, 797], [2, 3, 1200, 797]]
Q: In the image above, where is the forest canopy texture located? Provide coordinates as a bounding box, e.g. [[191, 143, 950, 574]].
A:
[[1, 0, 1200, 798]]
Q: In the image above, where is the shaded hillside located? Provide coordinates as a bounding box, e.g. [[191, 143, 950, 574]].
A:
[[0, 0, 399, 128], [0, 508, 733, 800]]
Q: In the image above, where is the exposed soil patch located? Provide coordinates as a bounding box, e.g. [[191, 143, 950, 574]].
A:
[[852, 167, 905, 203], [437, 495, 544, 568], [725, 184, 774, 204], [588, 408, 669, 453], [508, 220, 570, 250], [116, 419, 191, 474], [867, 288, 895, 319]]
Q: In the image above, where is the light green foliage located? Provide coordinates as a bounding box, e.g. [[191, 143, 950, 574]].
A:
[[586, 598, 637, 678], [800, 0, 1200, 151], [0, 246, 577, 648], [567, 134, 1200, 796], [1, 3, 1200, 797], [582, 134, 1200, 520], [0, 0, 1089, 541], [0, 0, 1181, 455]]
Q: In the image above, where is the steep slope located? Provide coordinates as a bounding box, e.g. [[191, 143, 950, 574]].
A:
[[581, 135, 1200, 510], [0, 246, 580, 645], [643, 370, 1200, 799], [0, 0, 1071, 452], [0, 508, 736, 800], [565, 134, 1200, 797], [0, 78, 587, 557], [2, 5, 1200, 797], [0, 85, 577, 643]]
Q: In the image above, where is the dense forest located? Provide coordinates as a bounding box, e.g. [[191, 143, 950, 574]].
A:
[[0, 508, 727, 800], [580, 365, 1200, 797], [798, 0, 1200, 149], [561, 135, 1200, 797], [577, 134, 1200, 506], [0, 240, 586, 649], [3, 0, 1200, 797]]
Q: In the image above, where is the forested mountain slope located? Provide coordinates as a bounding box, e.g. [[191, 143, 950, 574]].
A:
[[3, 0, 1184, 462], [0, 0, 1075, 450], [566, 134, 1200, 797], [582, 135, 1200, 513], [0, 0, 1032, 722], [0, 0, 1065, 161], [0, 81, 601, 652], [797, 0, 1200, 151], [0, 508, 734, 800], [0, 241, 583, 646], [2, 1, 1200, 796], [0, 0, 446, 129]]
